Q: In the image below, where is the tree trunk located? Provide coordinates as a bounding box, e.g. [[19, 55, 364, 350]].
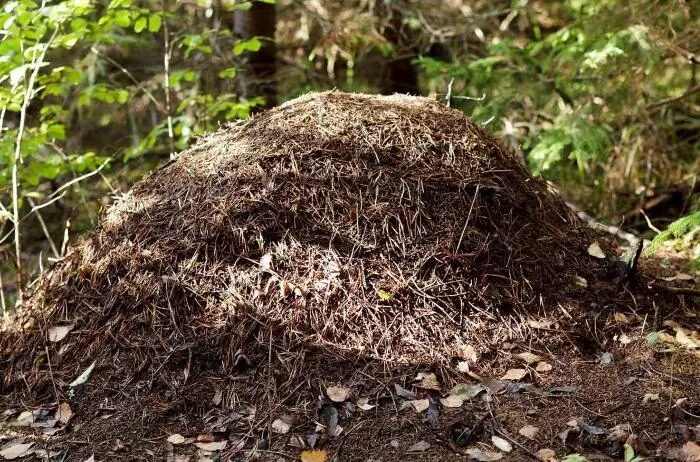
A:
[[233, 0, 277, 109]]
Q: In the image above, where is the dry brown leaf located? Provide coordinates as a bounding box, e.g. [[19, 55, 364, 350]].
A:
[[439, 395, 464, 408], [466, 448, 503, 461], [414, 372, 441, 390], [676, 330, 699, 349], [259, 253, 273, 270], [356, 397, 376, 411], [194, 441, 227, 451], [518, 425, 539, 440], [682, 441, 700, 462], [588, 241, 606, 259], [456, 361, 470, 373], [212, 388, 223, 406], [326, 385, 351, 402], [614, 313, 631, 324], [407, 440, 431, 452], [456, 345, 478, 362], [536, 448, 557, 462], [516, 352, 542, 364], [409, 399, 430, 413], [535, 361, 552, 372], [167, 433, 186, 445], [300, 449, 327, 462], [48, 324, 75, 343], [500, 368, 527, 380], [528, 319, 554, 329], [619, 333, 633, 345], [56, 402, 72, 425], [491, 435, 512, 452], [0, 441, 35, 460], [271, 419, 290, 434]]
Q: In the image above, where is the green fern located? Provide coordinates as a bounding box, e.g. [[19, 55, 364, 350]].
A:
[[645, 212, 700, 257]]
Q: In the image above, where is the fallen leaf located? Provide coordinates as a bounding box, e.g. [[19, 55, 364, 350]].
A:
[[682, 441, 700, 462], [69, 361, 96, 388], [618, 333, 632, 345], [212, 388, 223, 406], [573, 276, 588, 288], [491, 435, 512, 452], [643, 393, 659, 403], [407, 440, 431, 452], [588, 241, 606, 259], [259, 253, 273, 270], [83, 455, 95, 462], [576, 418, 606, 435], [516, 352, 542, 364], [481, 378, 505, 394], [535, 361, 553, 372], [271, 419, 290, 434], [439, 395, 464, 408], [547, 385, 578, 394], [676, 330, 699, 349], [57, 402, 72, 425], [607, 423, 631, 442], [48, 324, 75, 343], [466, 448, 503, 461], [457, 345, 478, 362], [414, 372, 441, 390], [300, 449, 327, 462], [0, 441, 35, 460], [356, 397, 376, 411], [456, 361, 471, 373], [10, 411, 33, 427], [194, 441, 227, 451], [518, 425, 539, 440], [167, 434, 186, 445], [500, 369, 527, 381], [528, 319, 554, 329], [326, 385, 351, 403], [536, 448, 557, 462], [659, 332, 676, 344], [599, 352, 614, 364], [451, 383, 485, 399], [614, 313, 631, 324], [394, 384, 416, 400], [409, 399, 430, 413]]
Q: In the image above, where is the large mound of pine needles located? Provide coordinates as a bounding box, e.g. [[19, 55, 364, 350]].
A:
[[1, 91, 613, 399]]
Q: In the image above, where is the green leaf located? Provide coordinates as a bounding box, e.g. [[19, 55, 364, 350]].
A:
[[376, 289, 392, 301], [233, 37, 262, 56], [133, 15, 147, 33], [46, 124, 66, 140], [218, 67, 237, 79], [114, 9, 131, 27], [646, 332, 660, 348], [148, 14, 162, 33]]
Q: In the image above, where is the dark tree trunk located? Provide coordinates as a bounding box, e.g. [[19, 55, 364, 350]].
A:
[[233, 0, 277, 109], [377, 9, 419, 95]]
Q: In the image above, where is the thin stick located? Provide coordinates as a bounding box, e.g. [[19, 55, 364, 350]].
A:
[[457, 184, 480, 250], [162, 8, 175, 156], [49, 160, 109, 199], [0, 270, 6, 317], [445, 77, 454, 107], [26, 197, 60, 259], [11, 27, 58, 304]]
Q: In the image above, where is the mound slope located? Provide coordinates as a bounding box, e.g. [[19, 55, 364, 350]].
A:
[[2, 91, 613, 397]]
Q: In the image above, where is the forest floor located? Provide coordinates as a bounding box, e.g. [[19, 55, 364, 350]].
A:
[[1, 246, 698, 462]]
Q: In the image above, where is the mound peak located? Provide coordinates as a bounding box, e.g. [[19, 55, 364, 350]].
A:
[[2, 91, 612, 397]]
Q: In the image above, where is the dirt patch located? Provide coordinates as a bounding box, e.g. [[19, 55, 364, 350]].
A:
[[1, 91, 697, 461]]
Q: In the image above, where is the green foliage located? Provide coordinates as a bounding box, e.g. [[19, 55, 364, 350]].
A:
[[416, 0, 697, 214], [645, 212, 700, 263]]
